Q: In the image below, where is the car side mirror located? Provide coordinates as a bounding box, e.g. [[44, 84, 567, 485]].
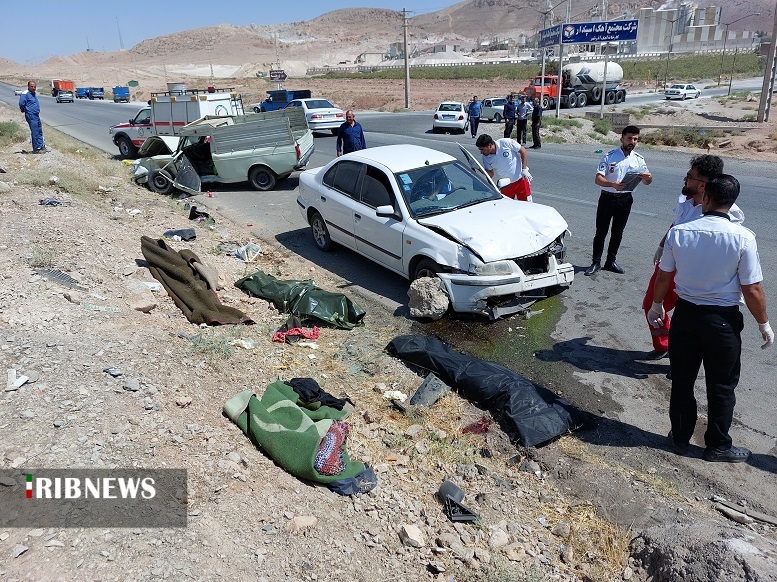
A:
[[375, 205, 397, 219], [496, 178, 510, 189], [129, 119, 135, 125]]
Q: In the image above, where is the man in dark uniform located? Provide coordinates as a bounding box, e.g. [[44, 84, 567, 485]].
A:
[[503, 94, 516, 139], [336, 110, 366, 156], [585, 125, 652, 276], [649, 174, 773, 462], [530, 96, 542, 149]]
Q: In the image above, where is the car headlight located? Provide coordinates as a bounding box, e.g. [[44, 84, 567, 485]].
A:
[[469, 260, 515, 276]]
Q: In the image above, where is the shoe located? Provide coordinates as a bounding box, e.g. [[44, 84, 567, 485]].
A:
[[603, 261, 625, 274], [668, 431, 689, 456], [646, 349, 669, 360], [703, 445, 751, 463], [584, 262, 601, 276]]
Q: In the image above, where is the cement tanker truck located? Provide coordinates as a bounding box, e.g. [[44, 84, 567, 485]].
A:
[[522, 61, 625, 109]]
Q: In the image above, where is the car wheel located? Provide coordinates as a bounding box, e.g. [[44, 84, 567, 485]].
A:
[[695, 92, 700, 98], [413, 258, 441, 281], [541, 97, 550, 109], [148, 169, 174, 195], [665, 97, 670, 100], [330, 128, 338, 135], [253, 106, 261, 113], [681, 93, 686, 100], [577, 93, 588, 107], [567, 94, 577, 108], [615, 90, 625, 103], [591, 86, 602, 103], [310, 211, 332, 251], [494, 113, 502, 123], [117, 136, 136, 159], [248, 166, 276, 191]]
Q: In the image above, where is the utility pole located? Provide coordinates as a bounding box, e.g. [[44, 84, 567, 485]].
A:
[[757, 6, 777, 122], [116, 17, 125, 51], [403, 8, 411, 109]]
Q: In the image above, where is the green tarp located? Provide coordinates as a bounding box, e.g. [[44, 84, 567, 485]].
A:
[[223, 381, 365, 484], [234, 270, 365, 330]]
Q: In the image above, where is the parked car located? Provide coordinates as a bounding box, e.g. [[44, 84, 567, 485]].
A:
[[14, 88, 25, 96], [481, 97, 508, 122], [664, 83, 700, 100], [55, 90, 74, 103], [432, 102, 468, 134], [296, 144, 574, 319], [131, 109, 315, 195], [285, 98, 344, 134]]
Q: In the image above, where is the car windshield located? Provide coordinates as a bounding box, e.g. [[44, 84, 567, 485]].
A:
[[670, 85, 685, 89], [530, 77, 555, 86], [306, 100, 335, 109], [437, 104, 462, 112], [395, 161, 501, 218]]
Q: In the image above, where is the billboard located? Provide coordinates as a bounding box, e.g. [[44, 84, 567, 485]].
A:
[[539, 20, 638, 47]]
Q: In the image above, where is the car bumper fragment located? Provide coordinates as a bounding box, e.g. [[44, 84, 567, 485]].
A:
[[436, 258, 574, 319]]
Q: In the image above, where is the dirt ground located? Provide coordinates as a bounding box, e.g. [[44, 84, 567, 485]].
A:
[[1, 79, 776, 581]]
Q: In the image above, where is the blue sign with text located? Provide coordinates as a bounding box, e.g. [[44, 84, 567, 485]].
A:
[[539, 25, 561, 48], [560, 20, 639, 44]]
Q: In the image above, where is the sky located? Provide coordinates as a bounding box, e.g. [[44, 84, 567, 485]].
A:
[[0, 1, 454, 65]]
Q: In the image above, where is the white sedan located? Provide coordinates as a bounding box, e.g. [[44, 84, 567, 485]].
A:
[[664, 83, 700, 100], [296, 144, 574, 319], [285, 98, 344, 134], [432, 102, 468, 134], [14, 88, 25, 96]]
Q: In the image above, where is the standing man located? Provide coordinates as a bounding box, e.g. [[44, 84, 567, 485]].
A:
[[467, 96, 482, 139], [18, 81, 46, 154], [516, 95, 532, 145], [648, 174, 773, 462], [530, 96, 542, 149], [584, 125, 652, 276], [503, 94, 516, 139], [336, 110, 366, 157], [475, 134, 533, 202], [641, 155, 744, 358]]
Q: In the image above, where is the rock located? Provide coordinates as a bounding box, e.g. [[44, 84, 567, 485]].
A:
[[551, 521, 571, 539], [284, 515, 318, 532], [436, 533, 458, 548], [49, 176, 58, 185], [27, 528, 45, 537], [227, 452, 241, 464], [11, 544, 28, 558], [474, 547, 491, 563], [561, 545, 574, 563], [623, 566, 634, 580], [503, 542, 526, 562], [123, 378, 140, 392], [44, 539, 65, 547], [0, 181, 11, 193], [63, 290, 83, 304], [176, 396, 192, 408], [488, 528, 510, 548], [399, 523, 426, 548], [408, 277, 450, 320], [0, 476, 17, 486], [404, 424, 424, 439]]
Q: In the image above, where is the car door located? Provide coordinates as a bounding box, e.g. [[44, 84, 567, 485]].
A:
[[317, 160, 362, 248], [353, 164, 406, 274]]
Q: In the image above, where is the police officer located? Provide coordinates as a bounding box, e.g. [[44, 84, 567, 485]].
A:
[[649, 174, 773, 462], [585, 125, 652, 276]]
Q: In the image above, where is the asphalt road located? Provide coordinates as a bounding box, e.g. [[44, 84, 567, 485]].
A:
[[3, 80, 776, 505]]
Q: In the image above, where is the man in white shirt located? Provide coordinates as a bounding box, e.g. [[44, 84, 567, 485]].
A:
[[475, 134, 533, 202], [649, 174, 773, 463]]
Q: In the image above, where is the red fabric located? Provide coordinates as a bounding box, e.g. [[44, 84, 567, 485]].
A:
[[500, 177, 532, 202], [272, 326, 320, 343], [643, 263, 677, 351]]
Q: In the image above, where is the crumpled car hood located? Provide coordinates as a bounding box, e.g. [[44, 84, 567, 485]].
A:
[[418, 198, 568, 262]]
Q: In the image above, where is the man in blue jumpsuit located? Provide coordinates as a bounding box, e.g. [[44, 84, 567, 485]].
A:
[[19, 81, 46, 153], [467, 96, 482, 138], [336, 111, 366, 156]]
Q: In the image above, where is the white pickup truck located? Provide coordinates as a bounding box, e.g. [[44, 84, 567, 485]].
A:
[[109, 86, 244, 158], [131, 108, 315, 194]]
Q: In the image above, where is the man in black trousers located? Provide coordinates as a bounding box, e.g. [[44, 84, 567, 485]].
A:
[[649, 174, 773, 462], [585, 125, 652, 276]]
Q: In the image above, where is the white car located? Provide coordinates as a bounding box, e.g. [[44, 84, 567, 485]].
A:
[[664, 84, 700, 100], [432, 102, 468, 134], [296, 144, 574, 319], [481, 97, 508, 122], [55, 90, 74, 103], [285, 98, 344, 134]]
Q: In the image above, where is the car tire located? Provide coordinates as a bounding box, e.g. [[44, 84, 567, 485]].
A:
[[494, 113, 502, 123], [248, 166, 277, 191], [148, 169, 174, 195], [567, 94, 577, 108], [576, 93, 588, 108], [695, 92, 700, 98], [117, 136, 137, 159], [665, 97, 670, 100], [253, 106, 261, 113], [541, 97, 550, 109], [413, 258, 442, 281], [605, 91, 616, 105], [310, 211, 332, 251], [330, 128, 338, 135], [591, 86, 602, 103], [681, 93, 686, 100], [615, 90, 625, 103]]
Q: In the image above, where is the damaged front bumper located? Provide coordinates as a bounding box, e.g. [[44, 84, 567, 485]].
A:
[[437, 256, 574, 319]]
